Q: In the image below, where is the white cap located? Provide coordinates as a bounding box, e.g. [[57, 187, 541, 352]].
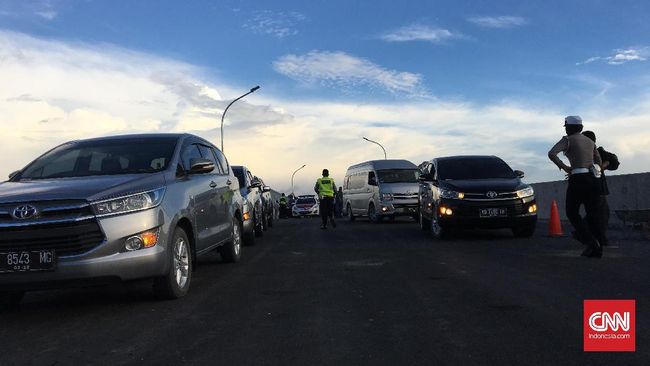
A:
[[564, 115, 583, 125]]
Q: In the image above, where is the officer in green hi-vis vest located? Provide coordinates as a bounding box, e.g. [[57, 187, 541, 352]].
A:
[[279, 193, 289, 218], [314, 168, 337, 229]]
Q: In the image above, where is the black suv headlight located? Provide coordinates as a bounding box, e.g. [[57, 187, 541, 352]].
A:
[[439, 189, 465, 200], [516, 186, 534, 198], [92, 188, 166, 217]]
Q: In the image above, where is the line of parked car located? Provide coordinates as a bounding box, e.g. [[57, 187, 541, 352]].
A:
[[0, 131, 539, 305], [0, 133, 276, 304], [341, 156, 538, 238]]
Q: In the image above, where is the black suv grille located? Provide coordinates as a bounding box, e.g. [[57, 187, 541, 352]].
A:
[[0, 200, 104, 256]]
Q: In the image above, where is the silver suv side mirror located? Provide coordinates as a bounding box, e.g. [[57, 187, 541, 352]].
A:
[[189, 158, 215, 174], [8, 170, 21, 180]]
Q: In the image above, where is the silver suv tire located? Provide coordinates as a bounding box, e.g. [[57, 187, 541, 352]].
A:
[[153, 227, 192, 300]]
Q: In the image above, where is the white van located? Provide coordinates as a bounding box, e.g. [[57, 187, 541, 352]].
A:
[[342, 160, 420, 222]]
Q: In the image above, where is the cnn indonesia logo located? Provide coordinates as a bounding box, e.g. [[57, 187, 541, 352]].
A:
[[584, 300, 635, 352]]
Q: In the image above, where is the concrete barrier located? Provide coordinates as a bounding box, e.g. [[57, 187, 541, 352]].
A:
[[531, 172, 650, 221]]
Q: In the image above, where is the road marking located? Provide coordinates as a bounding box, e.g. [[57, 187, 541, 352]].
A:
[[342, 260, 387, 267]]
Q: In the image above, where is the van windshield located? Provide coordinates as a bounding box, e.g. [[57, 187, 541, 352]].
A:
[[19, 137, 178, 180], [438, 158, 515, 180], [376, 169, 419, 183]]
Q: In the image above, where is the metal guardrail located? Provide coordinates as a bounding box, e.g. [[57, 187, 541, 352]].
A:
[[614, 209, 650, 226]]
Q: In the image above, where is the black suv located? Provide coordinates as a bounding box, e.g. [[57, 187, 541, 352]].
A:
[[418, 155, 537, 238]]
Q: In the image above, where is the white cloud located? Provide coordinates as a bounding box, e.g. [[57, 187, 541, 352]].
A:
[[380, 24, 461, 43], [0, 0, 58, 20], [1, 31, 649, 194], [467, 16, 527, 28], [273, 50, 426, 96], [577, 47, 649, 66], [243, 10, 306, 39], [36, 10, 57, 20], [607, 48, 647, 64]]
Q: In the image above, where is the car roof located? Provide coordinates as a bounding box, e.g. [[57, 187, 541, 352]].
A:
[[65, 133, 220, 148], [433, 155, 500, 162], [70, 133, 189, 143], [347, 159, 417, 171]]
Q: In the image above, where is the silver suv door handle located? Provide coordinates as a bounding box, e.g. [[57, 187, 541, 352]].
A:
[[209, 181, 217, 188]]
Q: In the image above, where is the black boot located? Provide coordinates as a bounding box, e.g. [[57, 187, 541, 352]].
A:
[[589, 240, 603, 258]]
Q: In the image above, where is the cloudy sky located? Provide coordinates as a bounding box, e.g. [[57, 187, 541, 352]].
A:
[[1, 0, 649, 194]]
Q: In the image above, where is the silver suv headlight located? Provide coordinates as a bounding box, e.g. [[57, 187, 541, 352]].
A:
[[92, 188, 166, 217], [516, 186, 534, 198]]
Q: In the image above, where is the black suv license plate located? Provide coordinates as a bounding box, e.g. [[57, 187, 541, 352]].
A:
[[0, 250, 56, 273], [480, 208, 507, 218]]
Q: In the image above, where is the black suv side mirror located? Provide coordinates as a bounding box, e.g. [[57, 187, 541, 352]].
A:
[[419, 173, 434, 182], [189, 158, 215, 174], [514, 170, 525, 178]]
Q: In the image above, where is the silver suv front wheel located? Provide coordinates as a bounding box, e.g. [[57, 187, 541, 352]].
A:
[[154, 227, 192, 299]]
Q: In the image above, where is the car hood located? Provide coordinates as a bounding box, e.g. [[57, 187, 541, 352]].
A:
[[439, 178, 525, 193], [378, 182, 419, 195], [0, 174, 167, 203]]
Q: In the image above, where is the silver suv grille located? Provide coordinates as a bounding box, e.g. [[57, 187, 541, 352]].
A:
[[0, 200, 104, 256]]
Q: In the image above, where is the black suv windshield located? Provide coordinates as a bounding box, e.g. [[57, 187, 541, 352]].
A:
[[232, 167, 246, 188], [377, 169, 419, 183], [438, 158, 515, 180], [19, 137, 179, 180]]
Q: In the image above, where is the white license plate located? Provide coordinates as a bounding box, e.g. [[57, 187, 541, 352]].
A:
[[479, 208, 507, 218]]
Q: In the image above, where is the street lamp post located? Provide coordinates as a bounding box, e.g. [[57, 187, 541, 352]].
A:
[[291, 164, 306, 196], [220, 85, 260, 152], [362, 137, 387, 160]]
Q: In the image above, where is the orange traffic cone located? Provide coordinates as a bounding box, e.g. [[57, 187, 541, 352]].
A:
[[548, 200, 564, 237]]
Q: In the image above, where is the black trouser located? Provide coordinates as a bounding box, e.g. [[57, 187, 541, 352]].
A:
[[566, 173, 601, 252], [597, 196, 610, 246], [320, 196, 334, 226], [335, 199, 343, 217]]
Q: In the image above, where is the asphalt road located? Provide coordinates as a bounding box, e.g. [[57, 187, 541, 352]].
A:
[[1, 217, 648, 365]]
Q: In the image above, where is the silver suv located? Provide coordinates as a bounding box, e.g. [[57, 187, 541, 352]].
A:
[[0, 133, 246, 304]]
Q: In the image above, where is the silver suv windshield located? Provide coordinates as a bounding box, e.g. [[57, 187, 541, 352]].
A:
[[18, 137, 179, 180], [377, 169, 419, 183]]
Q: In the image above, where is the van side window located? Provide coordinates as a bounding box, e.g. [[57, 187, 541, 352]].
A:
[[368, 171, 376, 184], [350, 172, 364, 189]]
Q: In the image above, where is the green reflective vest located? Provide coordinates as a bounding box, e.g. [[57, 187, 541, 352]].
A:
[[317, 177, 335, 198], [280, 197, 287, 204]]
